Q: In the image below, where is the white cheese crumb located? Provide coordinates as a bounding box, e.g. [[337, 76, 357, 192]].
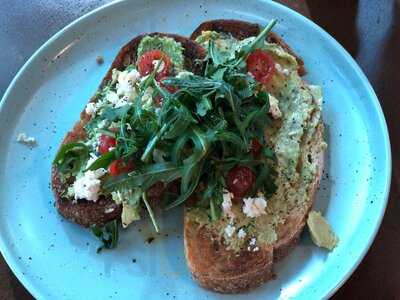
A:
[[252, 246, 260, 252], [222, 190, 235, 219], [85, 102, 97, 116], [242, 192, 267, 218], [106, 91, 120, 105], [116, 69, 140, 99], [249, 237, 257, 246], [97, 119, 109, 129], [73, 168, 107, 202], [224, 224, 236, 238], [237, 228, 247, 239], [275, 63, 290, 76], [17, 133, 37, 147]]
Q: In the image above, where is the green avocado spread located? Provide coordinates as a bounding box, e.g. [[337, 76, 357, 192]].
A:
[[137, 36, 184, 72], [187, 30, 327, 252]]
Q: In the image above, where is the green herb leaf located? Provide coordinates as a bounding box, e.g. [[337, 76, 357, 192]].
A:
[[91, 220, 119, 252], [86, 150, 116, 171], [53, 143, 89, 175]]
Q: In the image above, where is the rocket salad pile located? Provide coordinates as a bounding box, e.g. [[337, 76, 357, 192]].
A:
[[53, 20, 282, 250]]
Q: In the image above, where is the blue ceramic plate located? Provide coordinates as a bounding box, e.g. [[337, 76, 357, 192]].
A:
[[0, 1, 391, 299]]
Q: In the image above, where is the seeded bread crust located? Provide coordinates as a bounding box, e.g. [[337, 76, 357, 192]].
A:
[[185, 20, 322, 293], [51, 33, 205, 227]]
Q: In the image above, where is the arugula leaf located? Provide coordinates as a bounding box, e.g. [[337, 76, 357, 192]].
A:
[[196, 97, 212, 117], [85, 105, 130, 132], [53, 143, 89, 175], [91, 220, 119, 252], [86, 150, 116, 171]]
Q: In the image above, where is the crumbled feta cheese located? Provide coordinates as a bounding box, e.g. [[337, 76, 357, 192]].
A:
[[252, 246, 260, 252], [116, 69, 140, 99], [222, 190, 235, 219], [242, 193, 267, 218], [17, 133, 37, 147], [97, 119, 109, 129], [152, 59, 165, 73], [126, 123, 132, 131], [249, 237, 257, 246], [224, 224, 236, 238], [73, 168, 107, 202], [85, 102, 97, 116], [268, 94, 282, 119], [237, 228, 247, 239], [275, 63, 290, 76], [106, 91, 120, 104]]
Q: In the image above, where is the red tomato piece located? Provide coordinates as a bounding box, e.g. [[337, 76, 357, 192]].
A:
[[246, 49, 276, 85], [98, 135, 116, 154], [137, 50, 172, 81], [250, 138, 262, 155], [227, 166, 255, 198], [109, 159, 134, 176]]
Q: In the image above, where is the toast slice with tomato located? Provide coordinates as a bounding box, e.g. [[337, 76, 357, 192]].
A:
[[190, 19, 306, 76], [184, 20, 325, 293], [51, 33, 205, 228]]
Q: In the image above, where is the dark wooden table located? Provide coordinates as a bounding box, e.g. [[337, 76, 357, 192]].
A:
[[0, 0, 398, 299]]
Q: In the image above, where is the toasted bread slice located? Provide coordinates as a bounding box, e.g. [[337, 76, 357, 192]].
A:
[[52, 33, 205, 227], [184, 123, 324, 293], [190, 19, 306, 76], [184, 20, 324, 293]]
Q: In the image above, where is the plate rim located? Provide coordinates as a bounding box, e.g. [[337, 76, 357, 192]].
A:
[[0, 0, 392, 299]]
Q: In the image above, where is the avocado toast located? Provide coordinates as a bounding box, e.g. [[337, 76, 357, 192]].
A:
[[184, 19, 326, 293], [51, 33, 205, 237], [51, 19, 333, 291]]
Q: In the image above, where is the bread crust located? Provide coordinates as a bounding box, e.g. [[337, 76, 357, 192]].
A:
[[190, 19, 306, 76], [51, 34, 205, 227]]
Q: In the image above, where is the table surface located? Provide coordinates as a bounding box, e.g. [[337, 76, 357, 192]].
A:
[[0, 0, 399, 299]]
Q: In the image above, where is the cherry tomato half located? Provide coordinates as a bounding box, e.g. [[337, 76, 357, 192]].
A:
[[137, 50, 172, 81], [98, 135, 116, 154], [246, 49, 276, 85], [227, 166, 255, 198], [109, 159, 135, 176]]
